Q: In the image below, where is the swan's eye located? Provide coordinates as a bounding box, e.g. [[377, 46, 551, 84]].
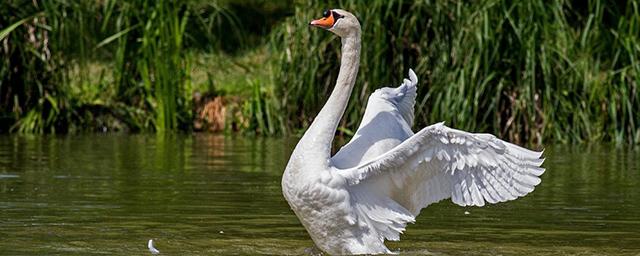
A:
[[322, 9, 330, 18], [332, 11, 344, 20]]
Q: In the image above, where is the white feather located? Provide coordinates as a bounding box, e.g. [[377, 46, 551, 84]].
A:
[[148, 239, 160, 255]]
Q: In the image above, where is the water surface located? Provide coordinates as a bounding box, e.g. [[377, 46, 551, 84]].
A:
[[0, 135, 639, 255]]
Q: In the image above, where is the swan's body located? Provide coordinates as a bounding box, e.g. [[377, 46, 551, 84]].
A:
[[282, 9, 545, 255]]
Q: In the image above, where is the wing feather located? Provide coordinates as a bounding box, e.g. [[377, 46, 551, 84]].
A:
[[339, 122, 545, 212]]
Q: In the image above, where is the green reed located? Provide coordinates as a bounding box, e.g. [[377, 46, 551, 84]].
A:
[[1, 0, 637, 144], [270, 0, 640, 144], [1, 2, 64, 133], [0, 0, 257, 133]]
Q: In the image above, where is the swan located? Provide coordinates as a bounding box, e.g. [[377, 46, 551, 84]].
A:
[[281, 9, 545, 255]]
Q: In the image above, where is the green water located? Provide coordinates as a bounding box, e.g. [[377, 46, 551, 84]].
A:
[[0, 135, 639, 255]]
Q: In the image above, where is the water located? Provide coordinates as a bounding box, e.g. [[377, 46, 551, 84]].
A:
[[0, 135, 639, 255]]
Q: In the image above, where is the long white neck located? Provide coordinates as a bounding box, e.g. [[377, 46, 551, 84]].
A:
[[297, 32, 361, 167]]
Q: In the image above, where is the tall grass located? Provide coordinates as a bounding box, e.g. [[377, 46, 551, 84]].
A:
[[1, 2, 62, 133], [1, 0, 638, 144], [270, 0, 640, 144], [138, 1, 189, 132], [1, 0, 283, 133]]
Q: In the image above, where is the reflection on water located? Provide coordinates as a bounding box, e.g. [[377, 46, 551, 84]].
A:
[[0, 135, 639, 255]]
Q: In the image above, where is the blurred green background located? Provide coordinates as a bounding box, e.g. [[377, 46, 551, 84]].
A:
[[1, 0, 638, 145]]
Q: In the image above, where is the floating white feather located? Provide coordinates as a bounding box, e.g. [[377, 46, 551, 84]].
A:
[[148, 239, 160, 255]]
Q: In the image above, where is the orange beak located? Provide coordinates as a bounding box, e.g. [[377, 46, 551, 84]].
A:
[[310, 12, 335, 29]]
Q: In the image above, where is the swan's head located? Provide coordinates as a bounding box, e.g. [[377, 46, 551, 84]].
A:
[[309, 9, 360, 38]]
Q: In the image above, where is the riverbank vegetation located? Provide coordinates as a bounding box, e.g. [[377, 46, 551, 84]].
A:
[[1, 0, 638, 144]]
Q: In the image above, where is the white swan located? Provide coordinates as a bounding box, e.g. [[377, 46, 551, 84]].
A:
[[282, 9, 545, 255]]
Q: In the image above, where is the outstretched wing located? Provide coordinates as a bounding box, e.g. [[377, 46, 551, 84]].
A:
[[337, 123, 544, 242], [341, 122, 545, 213], [331, 69, 418, 169]]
